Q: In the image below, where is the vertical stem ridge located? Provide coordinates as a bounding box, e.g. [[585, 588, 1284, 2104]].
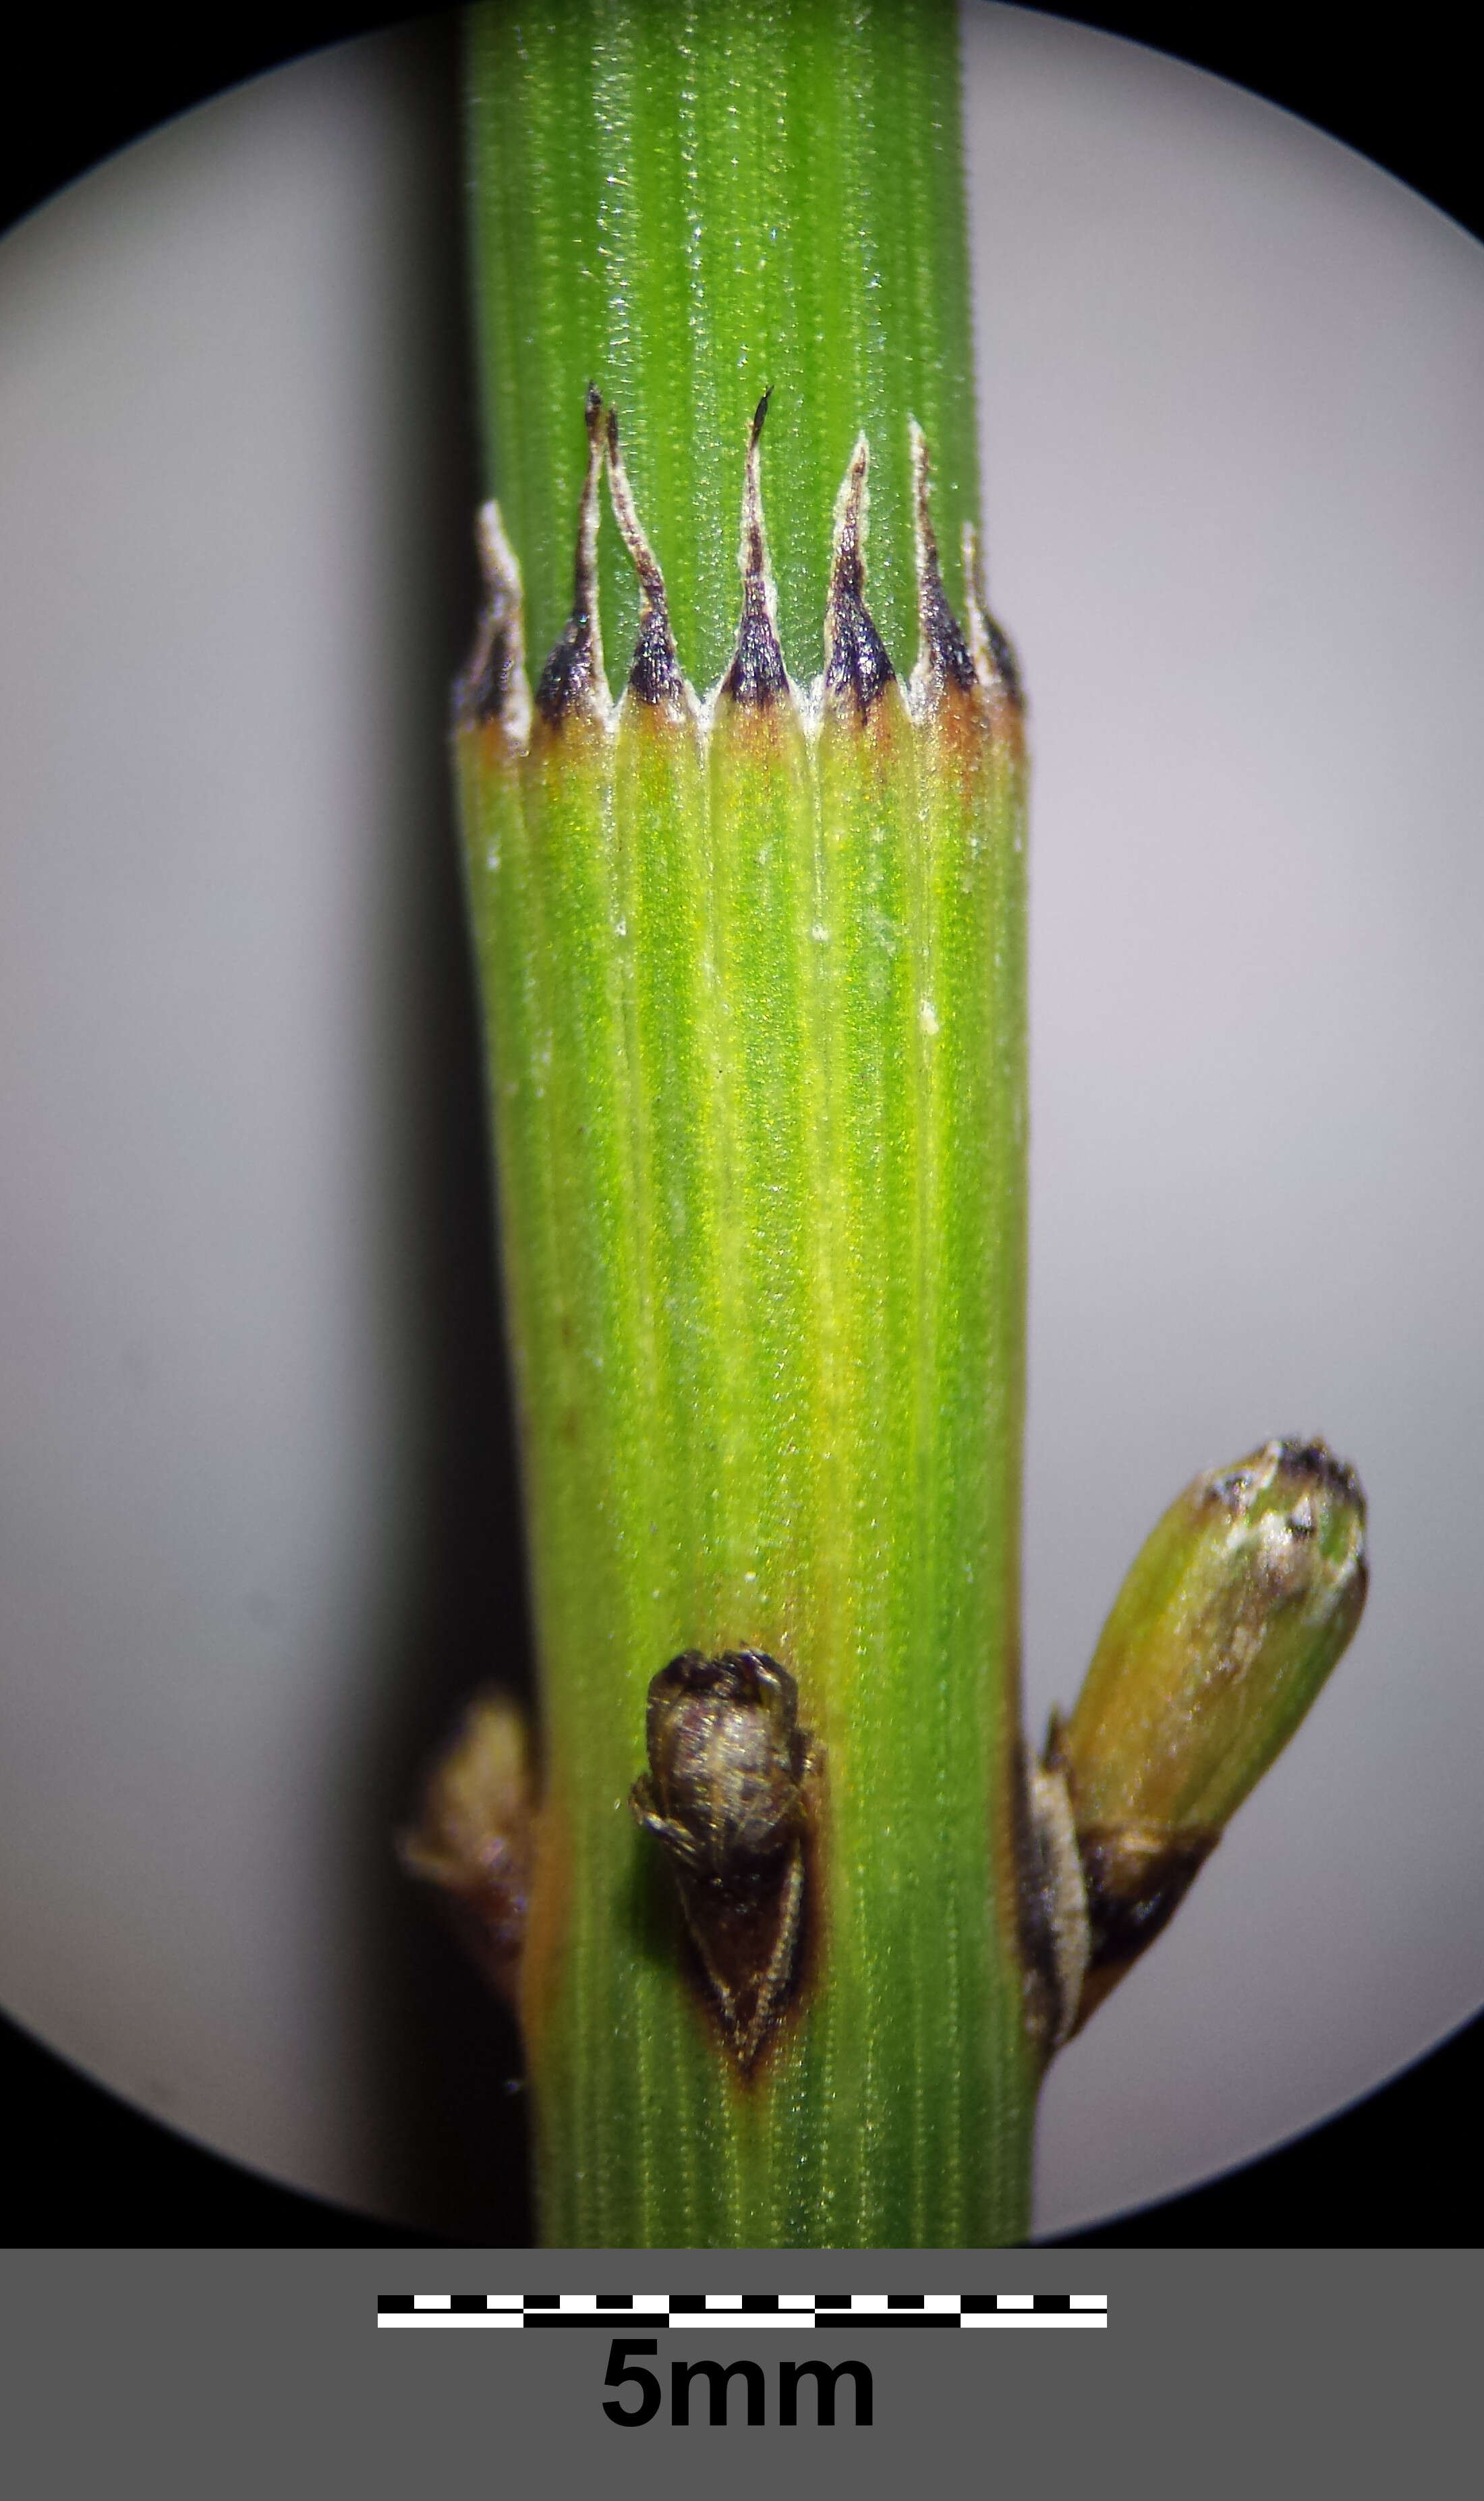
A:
[[461, 0, 1033, 2247]]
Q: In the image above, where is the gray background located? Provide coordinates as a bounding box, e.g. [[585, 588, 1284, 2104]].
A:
[[1, 4, 1481, 2239], [6, 2247, 1477, 2494]]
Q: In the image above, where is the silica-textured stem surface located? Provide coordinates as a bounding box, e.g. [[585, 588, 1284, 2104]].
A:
[[460, 0, 1033, 2246], [467, 0, 981, 696]]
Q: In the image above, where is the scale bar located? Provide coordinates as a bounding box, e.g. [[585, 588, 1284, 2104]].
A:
[[378, 2292, 1106, 2331]]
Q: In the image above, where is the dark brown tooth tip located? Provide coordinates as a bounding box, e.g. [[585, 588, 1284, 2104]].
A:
[[535, 627, 594, 725], [721, 389, 789, 707], [985, 615, 1024, 707], [460, 501, 530, 737], [535, 387, 607, 726], [1275, 1439, 1365, 1507], [1209, 1438, 1365, 1518], [605, 404, 684, 706], [824, 437, 895, 716], [961, 520, 1025, 712], [463, 619, 515, 729], [910, 420, 976, 693], [626, 608, 684, 705], [722, 609, 788, 706]]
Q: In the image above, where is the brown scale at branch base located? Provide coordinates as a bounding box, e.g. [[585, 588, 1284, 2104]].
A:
[[720, 391, 791, 709], [1015, 1742, 1091, 2060], [1018, 1717, 1218, 2056], [1068, 1822, 1218, 2033], [1041, 1702, 1218, 2038], [824, 435, 896, 718], [534, 384, 607, 728]]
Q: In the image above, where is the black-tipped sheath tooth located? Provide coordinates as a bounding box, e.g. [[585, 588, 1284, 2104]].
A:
[[910, 420, 976, 694], [536, 386, 607, 727], [460, 501, 530, 737], [721, 390, 789, 707], [824, 437, 895, 716], [463, 619, 515, 730], [961, 519, 1025, 712], [627, 607, 684, 705], [984, 614, 1023, 707], [605, 405, 685, 706]]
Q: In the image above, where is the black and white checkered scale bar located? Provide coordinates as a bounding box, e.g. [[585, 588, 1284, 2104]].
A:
[[378, 2291, 1106, 2329]]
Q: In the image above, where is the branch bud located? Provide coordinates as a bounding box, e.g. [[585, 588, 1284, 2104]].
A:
[[397, 1692, 534, 2006], [1046, 1438, 1368, 2033], [631, 1652, 821, 2070]]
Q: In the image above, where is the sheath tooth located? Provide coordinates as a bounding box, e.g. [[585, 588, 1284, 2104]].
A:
[[458, 500, 532, 750], [824, 434, 896, 718], [535, 385, 609, 729], [720, 390, 790, 708], [909, 419, 976, 707], [606, 405, 687, 710]]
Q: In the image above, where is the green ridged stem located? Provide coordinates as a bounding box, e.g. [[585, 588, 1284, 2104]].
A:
[[457, 665, 1031, 2245], [432, 0, 1378, 2243], [909, 652, 1031, 2199], [706, 685, 826, 1643], [813, 681, 932, 2233], [612, 692, 722, 1627], [459, 0, 1035, 2246], [467, 0, 980, 693]]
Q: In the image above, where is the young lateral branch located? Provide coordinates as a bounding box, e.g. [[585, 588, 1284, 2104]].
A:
[[1020, 1438, 1369, 2059]]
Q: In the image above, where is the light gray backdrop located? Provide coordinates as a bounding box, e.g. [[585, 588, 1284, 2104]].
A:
[[1, 5, 1480, 2238]]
